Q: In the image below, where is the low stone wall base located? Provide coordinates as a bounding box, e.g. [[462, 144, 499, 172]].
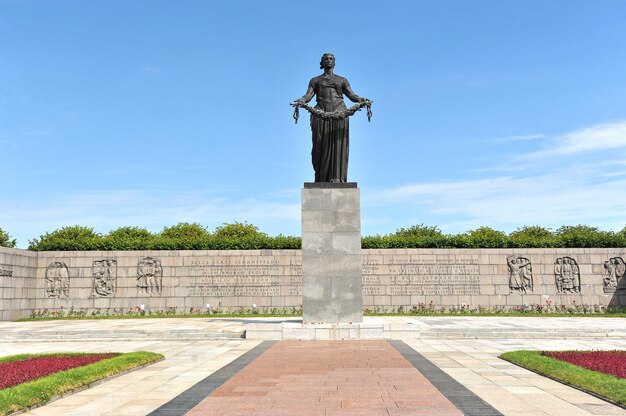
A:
[[245, 318, 626, 340]]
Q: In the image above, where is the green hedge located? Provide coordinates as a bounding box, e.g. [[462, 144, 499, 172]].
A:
[[22, 223, 626, 251], [27, 222, 301, 251], [361, 224, 626, 249]]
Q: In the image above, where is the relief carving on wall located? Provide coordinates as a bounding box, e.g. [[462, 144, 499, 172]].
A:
[[91, 259, 117, 297], [507, 255, 533, 293], [602, 257, 625, 293], [0, 268, 12, 277], [45, 262, 70, 298], [137, 257, 162, 296], [554, 257, 581, 294]]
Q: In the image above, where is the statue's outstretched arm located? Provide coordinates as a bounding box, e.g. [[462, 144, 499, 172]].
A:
[[296, 81, 315, 103], [343, 79, 368, 103]]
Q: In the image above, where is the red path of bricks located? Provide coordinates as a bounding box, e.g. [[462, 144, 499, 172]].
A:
[[186, 340, 462, 416]]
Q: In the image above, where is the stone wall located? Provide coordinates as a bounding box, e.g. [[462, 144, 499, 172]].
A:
[[0, 247, 37, 321], [32, 250, 303, 318], [1, 247, 625, 320], [361, 248, 626, 310]]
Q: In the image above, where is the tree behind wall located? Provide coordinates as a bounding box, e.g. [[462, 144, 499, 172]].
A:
[[0, 228, 17, 248]]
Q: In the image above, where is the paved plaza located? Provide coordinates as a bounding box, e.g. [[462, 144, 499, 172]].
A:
[[1, 317, 625, 416]]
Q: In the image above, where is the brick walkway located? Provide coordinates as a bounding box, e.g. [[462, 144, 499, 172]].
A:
[[186, 340, 464, 416]]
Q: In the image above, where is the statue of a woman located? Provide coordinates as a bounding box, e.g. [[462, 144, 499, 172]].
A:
[[294, 53, 370, 182]]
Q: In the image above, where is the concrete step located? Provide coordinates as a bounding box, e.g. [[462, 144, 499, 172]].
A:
[[0, 329, 245, 342], [245, 322, 626, 340]]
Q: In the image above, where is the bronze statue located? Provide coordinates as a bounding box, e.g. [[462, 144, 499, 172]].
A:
[[292, 53, 371, 183]]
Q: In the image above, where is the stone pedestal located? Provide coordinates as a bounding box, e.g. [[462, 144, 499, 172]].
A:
[[301, 183, 363, 323]]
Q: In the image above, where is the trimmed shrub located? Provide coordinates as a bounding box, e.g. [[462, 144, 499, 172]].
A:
[[159, 223, 209, 239], [508, 225, 556, 248], [464, 227, 508, 248], [102, 227, 155, 250], [554, 225, 619, 248], [0, 228, 16, 248], [214, 222, 266, 239], [154, 223, 210, 250], [362, 224, 450, 249], [28, 226, 102, 251]]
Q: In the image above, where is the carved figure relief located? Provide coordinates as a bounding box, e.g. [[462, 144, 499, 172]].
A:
[[554, 257, 581, 294], [0, 268, 12, 277], [137, 257, 162, 296], [507, 255, 533, 293], [45, 262, 70, 298], [91, 259, 117, 297], [602, 257, 626, 293]]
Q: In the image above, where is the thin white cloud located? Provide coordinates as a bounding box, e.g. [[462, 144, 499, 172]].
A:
[[480, 133, 546, 144], [599, 170, 626, 178], [364, 120, 626, 234], [1, 190, 299, 247], [376, 177, 527, 202], [527, 121, 626, 159], [367, 174, 626, 233], [141, 66, 161, 73], [467, 165, 526, 173]]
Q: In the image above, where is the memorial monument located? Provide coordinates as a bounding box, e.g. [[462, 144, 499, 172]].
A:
[[292, 53, 372, 323]]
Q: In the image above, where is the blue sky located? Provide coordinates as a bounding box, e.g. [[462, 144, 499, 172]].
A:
[[2, 0, 626, 247]]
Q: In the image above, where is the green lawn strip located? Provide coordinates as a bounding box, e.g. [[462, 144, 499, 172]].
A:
[[500, 350, 626, 408], [0, 351, 163, 416]]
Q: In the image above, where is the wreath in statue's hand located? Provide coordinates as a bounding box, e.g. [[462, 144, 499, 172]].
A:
[[291, 100, 373, 124]]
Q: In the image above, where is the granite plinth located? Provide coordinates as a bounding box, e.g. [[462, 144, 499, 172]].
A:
[[302, 185, 363, 323], [303, 182, 357, 189]]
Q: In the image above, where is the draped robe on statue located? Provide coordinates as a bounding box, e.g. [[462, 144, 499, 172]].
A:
[[304, 74, 362, 182]]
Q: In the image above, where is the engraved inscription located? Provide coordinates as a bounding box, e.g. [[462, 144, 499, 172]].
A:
[[363, 255, 481, 296], [289, 287, 302, 296], [289, 276, 302, 285], [187, 257, 285, 297], [190, 267, 278, 286], [507, 255, 533, 294], [188, 286, 281, 297], [554, 257, 581, 294], [189, 265, 279, 285], [603, 257, 625, 293], [363, 286, 383, 295], [398, 264, 480, 274], [289, 266, 302, 276], [362, 265, 378, 275], [0, 269, 13, 277], [362, 255, 380, 265], [45, 262, 69, 298], [188, 258, 280, 266], [92, 260, 117, 297], [137, 257, 162, 296], [390, 279, 480, 295], [363, 276, 381, 285]]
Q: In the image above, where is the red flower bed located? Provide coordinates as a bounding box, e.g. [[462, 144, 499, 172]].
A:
[[0, 353, 118, 389], [543, 350, 626, 379]]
